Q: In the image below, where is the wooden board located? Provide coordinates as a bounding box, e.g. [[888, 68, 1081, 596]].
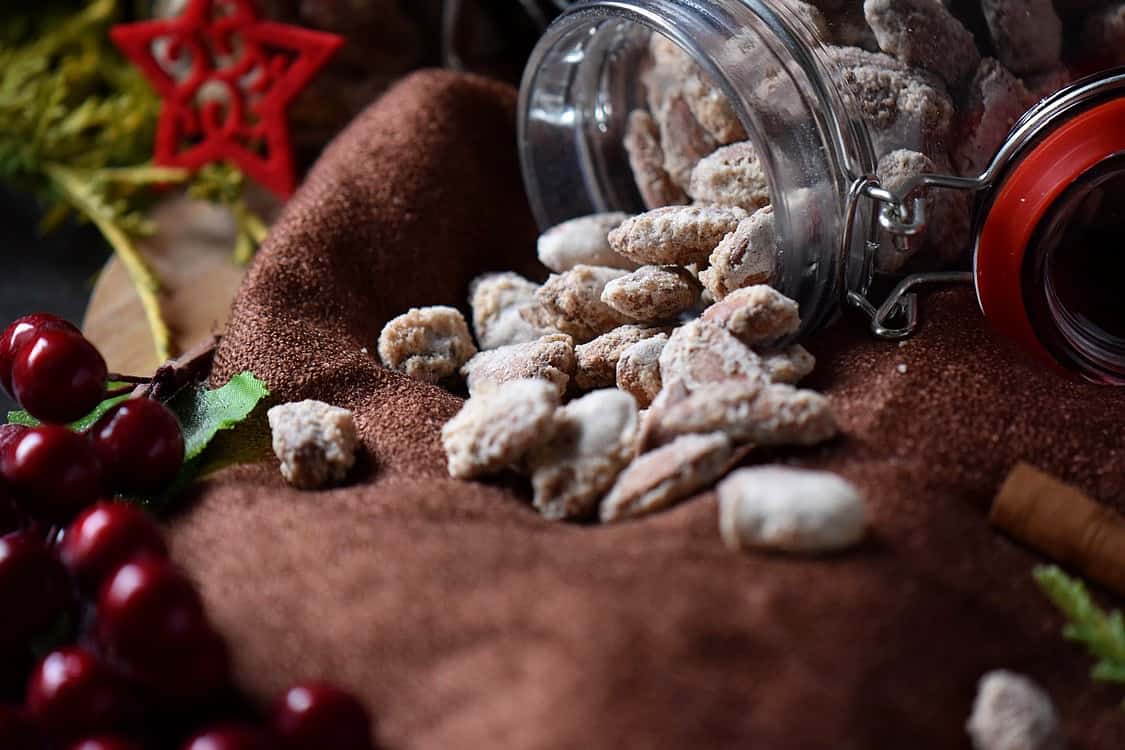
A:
[[84, 194, 275, 375]]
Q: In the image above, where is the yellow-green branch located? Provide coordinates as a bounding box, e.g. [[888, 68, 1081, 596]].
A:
[[44, 162, 176, 361]]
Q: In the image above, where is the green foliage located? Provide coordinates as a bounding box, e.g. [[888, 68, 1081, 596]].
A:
[[7, 382, 132, 430], [1034, 566, 1125, 694], [6, 372, 270, 507], [167, 371, 270, 462], [0, 1, 268, 358]]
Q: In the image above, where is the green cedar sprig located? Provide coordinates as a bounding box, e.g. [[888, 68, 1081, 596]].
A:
[[1034, 566, 1125, 694], [0, 0, 268, 360]]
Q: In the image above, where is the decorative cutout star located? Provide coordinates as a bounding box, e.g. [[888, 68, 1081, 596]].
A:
[[111, 0, 343, 198]]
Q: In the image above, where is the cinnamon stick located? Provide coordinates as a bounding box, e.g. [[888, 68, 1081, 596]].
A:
[[990, 463, 1125, 597]]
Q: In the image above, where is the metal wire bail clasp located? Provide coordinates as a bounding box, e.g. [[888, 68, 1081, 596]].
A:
[[843, 177, 974, 340]]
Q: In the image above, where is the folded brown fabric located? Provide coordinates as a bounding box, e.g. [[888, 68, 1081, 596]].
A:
[[168, 70, 1125, 749]]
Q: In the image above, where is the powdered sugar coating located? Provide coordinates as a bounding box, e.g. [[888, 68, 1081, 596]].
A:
[[600, 432, 732, 522], [641, 378, 837, 450], [608, 205, 748, 266], [528, 389, 640, 521], [659, 319, 764, 392], [682, 70, 747, 146], [615, 333, 668, 408], [655, 91, 718, 191], [829, 45, 955, 160], [469, 272, 557, 350], [537, 213, 638, 273], [624, 109, 690, 210], [701, 285, 800, 346], [378, 306, 477, 384], [981, 0, 1063, 77], [460, 333, 576, 398], [267, 400, 358, 489], [536, 265, 633, 342], [441, 379, 560, 479], [759, 345, 816, 385], [966, 671, 1063, 750], [864, 0, 980, 86], [601, 265, 701, 323], [953, 59, 1034, 178], [574, 325, 671, 390], [718, 466, 867, 553], [699, 206, 776, 300], [688, 141, 771, 212]]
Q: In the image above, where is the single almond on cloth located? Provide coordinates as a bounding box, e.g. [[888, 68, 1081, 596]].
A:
[[758, 345, 816, 385], [441, 379, 560, 479], [966, 670, 1063, 750], [717, 466, 866, 553], [460, 334, 576, 398], [640, 379, 836, 450], [268, 400, 358, 490], [701, 284, 801, 346], [658, 319, 765, 392], [527, 389, 639, 521], [377, 305, 477, 384], [600, 432, 732, 522]]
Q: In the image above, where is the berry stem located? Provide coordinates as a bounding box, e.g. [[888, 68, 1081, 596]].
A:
[[105, 375, 151, 385], [131, 336, 220, 402], [43, 163, 175, 363]]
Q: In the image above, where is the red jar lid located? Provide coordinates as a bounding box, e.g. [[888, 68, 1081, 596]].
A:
[[975, 96, 1125, 369]]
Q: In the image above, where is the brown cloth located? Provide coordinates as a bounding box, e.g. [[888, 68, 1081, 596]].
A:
[[168, 70, 1125, 749]]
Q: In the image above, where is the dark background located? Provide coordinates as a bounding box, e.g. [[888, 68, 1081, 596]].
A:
[[0, 188, 109, 413]]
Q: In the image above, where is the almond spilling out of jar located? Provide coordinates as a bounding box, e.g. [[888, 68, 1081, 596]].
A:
[[375, 0, 1092, 534]]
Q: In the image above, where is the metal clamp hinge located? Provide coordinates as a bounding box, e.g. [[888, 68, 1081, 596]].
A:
[[843, 179, 975, 340]]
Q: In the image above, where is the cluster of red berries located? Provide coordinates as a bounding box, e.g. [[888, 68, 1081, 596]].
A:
[[0, 315, 375, 749]]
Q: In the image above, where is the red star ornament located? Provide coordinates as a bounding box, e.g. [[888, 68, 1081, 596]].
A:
[[111, 0, 343, 198]]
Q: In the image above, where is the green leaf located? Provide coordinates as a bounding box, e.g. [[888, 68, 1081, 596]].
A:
[[7, 383, 132, 430], [168, 372, 270, 462], [1034, 565, 1125, 701]]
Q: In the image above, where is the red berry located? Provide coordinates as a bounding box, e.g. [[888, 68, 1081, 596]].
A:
[[151, 625, 231, 702], [60, 502, 167, 592], [0, 423, 29, 455], [272, 682, 374, 750], [26, 647, 133, 742], [0, 531, 71, 651], [0, 492, 24, 536], [11, 329, 107, 425], [0, 705, 41, 750], [90, 399, 185, 495], [0, 314, 79, 397], [96, 556, 208, 674], [182, 725, 272, 750], [1, 425, 104, 521], [70, 737, 144, 750]]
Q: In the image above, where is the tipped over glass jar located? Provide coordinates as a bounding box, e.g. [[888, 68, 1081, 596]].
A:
[[518, 0, 1125, 384]]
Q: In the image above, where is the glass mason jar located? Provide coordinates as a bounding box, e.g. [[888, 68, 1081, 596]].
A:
[[518, 0, 1125, 384]]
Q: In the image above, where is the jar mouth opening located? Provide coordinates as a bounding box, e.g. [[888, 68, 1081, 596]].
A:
[[519, 1, 877, 336], [1023, 154, 1125, 384]]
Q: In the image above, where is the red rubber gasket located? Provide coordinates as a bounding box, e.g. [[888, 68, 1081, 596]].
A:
[[976, 96, 1125, 368]]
